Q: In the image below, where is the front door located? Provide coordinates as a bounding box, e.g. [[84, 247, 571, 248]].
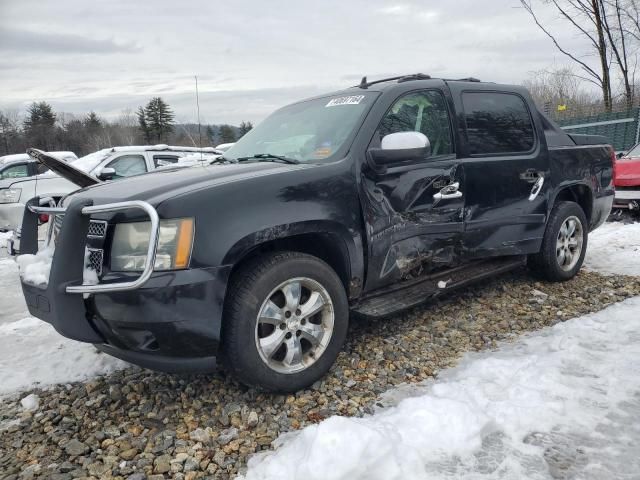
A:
[[360, 89, 466, 292], [457, 90, 550, 257]]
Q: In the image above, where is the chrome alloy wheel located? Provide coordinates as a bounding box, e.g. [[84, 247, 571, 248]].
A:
[[556, 215, 583, 271], [255, 277, 334, 374]]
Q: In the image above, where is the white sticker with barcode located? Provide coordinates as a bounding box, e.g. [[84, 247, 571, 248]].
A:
[[325, 95, 365, 107]]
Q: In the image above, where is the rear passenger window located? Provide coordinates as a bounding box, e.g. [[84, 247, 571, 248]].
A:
[[462, 92, 535, 155], [153, 155, 180, 167]]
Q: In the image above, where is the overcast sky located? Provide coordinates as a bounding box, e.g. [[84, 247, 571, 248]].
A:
[[0, 0, 590, 125]]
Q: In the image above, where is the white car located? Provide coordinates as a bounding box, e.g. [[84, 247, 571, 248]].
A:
[[0, 145, 219, 233]]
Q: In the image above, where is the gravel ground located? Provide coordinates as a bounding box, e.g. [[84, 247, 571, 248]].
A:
[[1, 268, 639, 480]]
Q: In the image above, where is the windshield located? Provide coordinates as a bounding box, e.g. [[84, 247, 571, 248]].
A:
[[625, 143, 640, 158], [225, 92, 377, 163]]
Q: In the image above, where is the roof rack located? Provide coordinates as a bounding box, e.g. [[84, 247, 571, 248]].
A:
[[356, 73, 482, 89], [357, 73, 431, 89]]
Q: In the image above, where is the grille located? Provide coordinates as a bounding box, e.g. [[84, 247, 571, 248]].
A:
[[53, 214, 64, 236], [86, 248, 104, 276], [87, 220, 107, 238], [53, 216, 106, 238]]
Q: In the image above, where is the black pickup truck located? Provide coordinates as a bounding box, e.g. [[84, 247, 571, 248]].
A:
[[19, 74, 614, 392]]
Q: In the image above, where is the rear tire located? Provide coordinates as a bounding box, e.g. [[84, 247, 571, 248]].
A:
[[221, 251, 349, 392], [528, 201, 588, 281]]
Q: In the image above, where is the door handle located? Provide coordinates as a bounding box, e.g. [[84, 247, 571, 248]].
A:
[[433, 182, 463, 201], [528, 175, 545, 201]]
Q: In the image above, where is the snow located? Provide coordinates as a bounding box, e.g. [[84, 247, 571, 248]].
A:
[[20, 393, 39, 411], [0, 257, 127, 397], [242, 297, 640, 480], [16, 246, 55, 286], [437, 279, 450, 289], [241, 220, 640, 480], [584, 220, 640, 275], [0, 231, 13, 249]]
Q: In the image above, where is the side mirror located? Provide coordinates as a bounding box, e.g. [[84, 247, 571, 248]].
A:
[[617, 152, 625, 159], [368, 132, 430, 167], [97, 167, 116, 181]]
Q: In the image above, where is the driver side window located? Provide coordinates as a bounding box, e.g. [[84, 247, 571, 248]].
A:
[[106, 155, 147, 179], [376, 90, 453, 156]]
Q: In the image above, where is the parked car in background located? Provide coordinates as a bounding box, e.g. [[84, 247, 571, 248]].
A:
[[0, 151, 77, 166], [0, 145, 217, 234], [0, 151, 77, 181], [18, 74, 614, 392], [613, 142, 640, 211]]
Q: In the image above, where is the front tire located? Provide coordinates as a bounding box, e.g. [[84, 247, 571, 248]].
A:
[[528, 201, 588, 281], [222, 252, 349, 392]]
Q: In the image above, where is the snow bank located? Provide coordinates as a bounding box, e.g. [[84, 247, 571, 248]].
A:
[[16, 246, 54, 286], [242, 298, 640, 480], [0, 315, 127, 397], [584, 220, 640, 275], [0, 258, 127, 397], [0, 231, 13, 249]]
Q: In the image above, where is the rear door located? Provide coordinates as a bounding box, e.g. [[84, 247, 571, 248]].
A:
[[451, 86, 550, 257], [360, 87, 466, 291]]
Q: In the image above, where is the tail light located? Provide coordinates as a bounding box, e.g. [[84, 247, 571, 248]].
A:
[[38, 213, 49, 224], [610, 146, 617, 186]]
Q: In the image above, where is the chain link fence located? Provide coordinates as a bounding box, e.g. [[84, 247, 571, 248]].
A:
[[546, 103, 640, 152]]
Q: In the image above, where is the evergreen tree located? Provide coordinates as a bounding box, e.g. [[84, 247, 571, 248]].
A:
[[206, 125, 216, 145], [23, 102, 57, 150], [238, 121, 253, 138], [84, 111, 102, 130], [218, 124, 236, 143], [143, 97, 175, 143], [137, 106, 152, 143], [0, 112, 17, 155]]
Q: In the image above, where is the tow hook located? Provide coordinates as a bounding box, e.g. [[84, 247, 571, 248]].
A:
[[629, 201, 639, 211]]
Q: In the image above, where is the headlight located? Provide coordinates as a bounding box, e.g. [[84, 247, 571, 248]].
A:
[[110, 218, 194, 271], [0, 188, 21, 203]]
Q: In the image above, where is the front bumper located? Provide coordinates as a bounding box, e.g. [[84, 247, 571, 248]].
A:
[[0, 202, 24, 232], [19, 197, 232, 372]]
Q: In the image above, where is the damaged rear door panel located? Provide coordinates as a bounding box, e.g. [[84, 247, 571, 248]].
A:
[[448, 85, 552, 257]]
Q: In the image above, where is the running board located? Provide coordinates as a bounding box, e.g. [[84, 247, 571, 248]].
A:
[[352, 256, 526, 318]]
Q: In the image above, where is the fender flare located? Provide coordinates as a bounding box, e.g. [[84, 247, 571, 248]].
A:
[[221, 219, 365, 297]]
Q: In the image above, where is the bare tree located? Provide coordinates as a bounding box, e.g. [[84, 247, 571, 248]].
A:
[[522, 0, 640, 110], [602, 0, 637, 107], [523, 65, 600, 116], [521, 0, 613, 109]]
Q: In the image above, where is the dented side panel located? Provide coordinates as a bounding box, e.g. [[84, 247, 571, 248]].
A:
[[359, 158, 466, 290]]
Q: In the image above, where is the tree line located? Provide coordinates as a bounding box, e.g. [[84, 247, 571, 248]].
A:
[[0, 97, 252, 157]]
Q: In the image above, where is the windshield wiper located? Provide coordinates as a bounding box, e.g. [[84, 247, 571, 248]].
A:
[[236, 153, 300, 164]]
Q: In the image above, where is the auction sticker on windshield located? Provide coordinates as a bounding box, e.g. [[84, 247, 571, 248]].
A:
[[325, 95, 365, 107]]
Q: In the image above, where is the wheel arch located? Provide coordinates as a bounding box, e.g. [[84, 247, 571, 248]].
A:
[[550, 182, 594, 226], [222, 220, 365, 300]]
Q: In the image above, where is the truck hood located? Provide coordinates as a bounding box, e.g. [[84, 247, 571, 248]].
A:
[[66, 161, 310, 206], [27, 148, 100, 188]]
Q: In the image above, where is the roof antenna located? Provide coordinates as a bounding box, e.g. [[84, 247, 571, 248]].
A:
[[195, 75, 203, 163], [359, 76, 368, 89]]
